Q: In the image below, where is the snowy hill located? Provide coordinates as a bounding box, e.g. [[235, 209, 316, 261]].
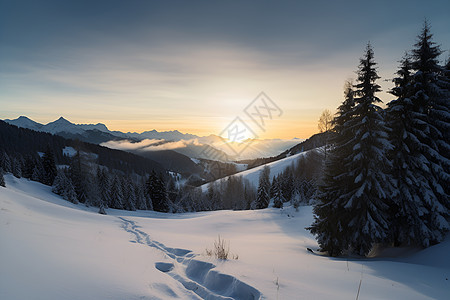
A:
[[201, 149, 318, 191], [1, 174, 448, 299]]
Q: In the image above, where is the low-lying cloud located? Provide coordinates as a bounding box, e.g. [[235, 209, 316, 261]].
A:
[[101, 138, 203, 152]]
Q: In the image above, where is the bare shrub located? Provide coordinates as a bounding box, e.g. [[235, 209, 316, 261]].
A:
[[205, 235, 238, 260]]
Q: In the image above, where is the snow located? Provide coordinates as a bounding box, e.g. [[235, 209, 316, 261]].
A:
[[62, 146, 77, 157], [1, 174, 449, 300], [201, 150, 312, 191]]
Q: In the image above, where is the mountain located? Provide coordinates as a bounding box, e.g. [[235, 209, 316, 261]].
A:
[[42, 117, 110, 135], [126, 129, 199, 141], [56, 129, 125, 144], [3, 116, 300, 161], [0, 120, 165, 176], [3, 116, 199, 143], [4, 116, 43, 131]]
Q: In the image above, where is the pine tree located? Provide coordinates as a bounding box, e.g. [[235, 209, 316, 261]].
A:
[[0, 151, 12, 173], [52, 169, 66, 196], [97, 168, 112, 208], [69, 152, 86, 203], [308, 81, 356, 256], [42, 146, 57, 186], [281, 169, 294, 202], [135, 181, 148, 210], [309, 45, 393, 256], [65, 176, 79, 204], [32, 159, 45, 183], [0, 167, 5, 187], [343, 44, 393, 255], [206, 182, 222, 210], [122, 177, 136, 211], [403, 22, 449, 245], [386, 54, 431, 246], [147, 171, 170, 212], [255, 166, 270, 209], [52, 169, 78, 204], [12, 157, 22, 178], [269, 175, 277, 199], [22, 155, 36, 179], [110, 176, 124, 209], [272, 177, 284, 209], [436, 52, 450, 212]]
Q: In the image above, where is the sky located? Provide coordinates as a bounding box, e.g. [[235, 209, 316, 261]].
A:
[[1, 0, 449, 139]]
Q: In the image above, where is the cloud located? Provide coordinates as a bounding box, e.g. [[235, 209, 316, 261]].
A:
[[101, 138, 203, 152]]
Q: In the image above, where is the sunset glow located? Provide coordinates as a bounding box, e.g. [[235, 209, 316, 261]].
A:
[[1, 1, 449, 139]]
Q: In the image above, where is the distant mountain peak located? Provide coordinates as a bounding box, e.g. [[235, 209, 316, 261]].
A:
[[54, 116, 71, 123], [4, 115, 43, 130]]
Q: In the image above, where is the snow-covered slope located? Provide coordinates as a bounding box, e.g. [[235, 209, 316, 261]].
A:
[[201, 150, 314, 191], [1, 174, 448, 299]]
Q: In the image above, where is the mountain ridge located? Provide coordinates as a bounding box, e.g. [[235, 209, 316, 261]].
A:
[[4, 116, 303, 161]]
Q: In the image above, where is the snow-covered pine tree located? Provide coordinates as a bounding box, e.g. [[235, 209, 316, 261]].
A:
[[436, 54, 450, 212], [270, 175, 277, 199], [12, 157, 22, 178], [0, 151, 12, 173], [272, 177, 284, 209], [0, 167, 5, 187], [385, 54, 432, 246], [342, 43, 394, 255], [52, 169, 78, 204], [308, 81, 356, 256], [97, 168, 111, 208], [52, 169, 66, 197], [206, 182, 222, 210], [281, 168, 294, 202], [310, 45, 393, 256], [65, 175, 78, 204], [32, 159, 45, 183], [110, 175, 124, 209], [135, 181, 148, 210], [255, 165, 270, 209], [406, 22, 449, 244], [122, 177, 137, 211], [147, 171, 170, 212]]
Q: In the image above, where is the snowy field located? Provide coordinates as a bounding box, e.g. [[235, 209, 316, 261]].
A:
[[1, 174, 449, 300]]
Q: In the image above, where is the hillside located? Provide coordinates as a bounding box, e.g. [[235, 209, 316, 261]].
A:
[[1, 174, 448, 299], [0, 120, 164, 176], [202, 149, 322, 191]]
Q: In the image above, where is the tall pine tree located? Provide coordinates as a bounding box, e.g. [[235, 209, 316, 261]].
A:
[[405, 22, 449, 245], [308, 80, 356, 256], [42, 146, 57, 186], [255, 166, 270, 209], [385, 54, 433, 246], [147, 171, 170, 212], [343, 43, 393, 255], [309, 45, 393, 256]]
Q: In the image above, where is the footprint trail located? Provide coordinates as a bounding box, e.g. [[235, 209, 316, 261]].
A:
[[118, 217, 262, 300]]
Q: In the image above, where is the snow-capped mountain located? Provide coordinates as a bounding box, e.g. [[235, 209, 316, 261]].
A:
[[4, 116, 301, 160], [5, 116, 110, 136], [4, 116, 43, 131]]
